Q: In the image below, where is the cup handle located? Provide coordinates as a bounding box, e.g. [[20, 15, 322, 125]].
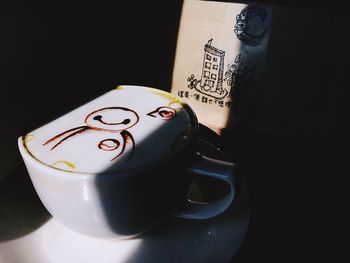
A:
[[175, 152, 236, 219]]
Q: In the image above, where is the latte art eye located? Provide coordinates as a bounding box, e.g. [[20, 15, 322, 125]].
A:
[[147, 106, 176, 120], [93, 115, 102, 121], [159, 109, 175, 119]]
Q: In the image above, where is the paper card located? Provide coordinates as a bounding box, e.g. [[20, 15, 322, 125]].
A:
[[171, 0, 272, 133]]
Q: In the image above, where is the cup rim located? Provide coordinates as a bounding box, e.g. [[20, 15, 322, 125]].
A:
[[19, 85, 199, 177]]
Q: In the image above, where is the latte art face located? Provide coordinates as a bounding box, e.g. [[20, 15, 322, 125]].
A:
[[85, 107, 139, 131], [23, 86, 196, 174]]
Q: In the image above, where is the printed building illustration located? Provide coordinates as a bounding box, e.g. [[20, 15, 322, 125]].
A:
[[199, 39, 226, 98]]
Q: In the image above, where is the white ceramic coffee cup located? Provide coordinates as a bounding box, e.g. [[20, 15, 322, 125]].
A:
[[18, 85, 236, 239]]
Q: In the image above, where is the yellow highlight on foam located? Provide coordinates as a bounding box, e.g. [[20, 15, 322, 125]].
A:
[[150, 89, 185, 107], [52, 160, 76, 170], [24, 134, 35, 143], [115, 86, 124, 91]]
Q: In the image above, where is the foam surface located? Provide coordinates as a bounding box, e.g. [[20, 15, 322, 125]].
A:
[[24, 86, 196, 174]]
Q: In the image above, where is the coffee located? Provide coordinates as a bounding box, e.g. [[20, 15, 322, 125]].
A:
[[22, 86, 196, 174], [18, 85, 236, 239]]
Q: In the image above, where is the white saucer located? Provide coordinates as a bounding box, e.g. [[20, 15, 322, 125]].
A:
[[0, 158, 249, 263]]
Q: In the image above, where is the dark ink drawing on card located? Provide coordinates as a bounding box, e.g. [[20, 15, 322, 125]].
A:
[[187, 39, 228, 100], [184, 39, 236, 108], [234, 5, 268, 46], [181, 5, 269, 108]]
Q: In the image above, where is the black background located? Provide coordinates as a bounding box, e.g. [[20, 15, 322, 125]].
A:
[[1, 0, 349, 262]]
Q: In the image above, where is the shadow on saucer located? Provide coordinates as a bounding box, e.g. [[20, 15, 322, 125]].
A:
[[0, 162, 51, 241], [126, 179, 249, 263]]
